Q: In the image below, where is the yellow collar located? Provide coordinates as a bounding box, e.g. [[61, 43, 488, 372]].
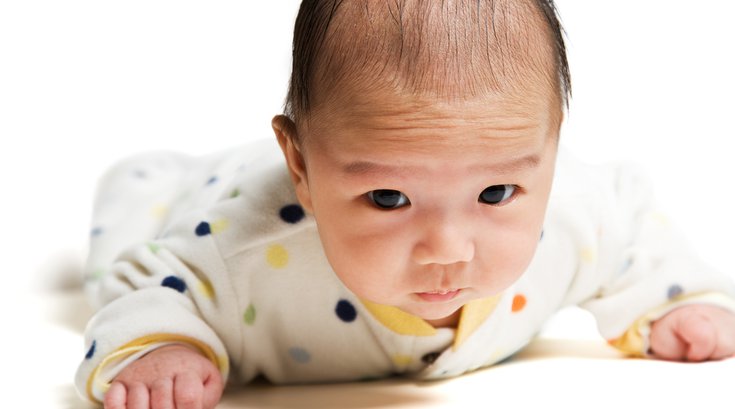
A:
[[361, 295, 502, 350]]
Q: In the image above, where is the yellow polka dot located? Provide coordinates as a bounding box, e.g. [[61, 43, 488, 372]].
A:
[[266, 244, 289, 269], [150, 204, 169, 219], [197, 279, 215, 300], [485, 350, 506, 366], [580, 247, 597, 263], [392, 355, 413, 367], [649, 211, 669, 226], [210, 219, 229, 234]]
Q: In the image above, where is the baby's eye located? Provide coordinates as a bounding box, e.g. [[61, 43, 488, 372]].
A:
[[367, 189, 410, 210], [479, 184, 516, 205]]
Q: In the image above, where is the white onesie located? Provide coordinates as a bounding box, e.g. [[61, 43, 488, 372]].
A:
[[75, 138, 735, 404]]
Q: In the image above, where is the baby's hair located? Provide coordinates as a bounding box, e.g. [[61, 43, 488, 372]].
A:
[[285, 0, 571, 126]]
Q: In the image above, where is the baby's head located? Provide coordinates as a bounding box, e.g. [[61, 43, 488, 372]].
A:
[[273, 0, 570, 325]]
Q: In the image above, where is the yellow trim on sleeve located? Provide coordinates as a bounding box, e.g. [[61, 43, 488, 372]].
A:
[[86, 333, 225, 405]]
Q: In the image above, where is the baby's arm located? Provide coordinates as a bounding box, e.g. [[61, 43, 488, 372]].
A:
[[104, 345, 223, 409], [650, 304, 735, 362]]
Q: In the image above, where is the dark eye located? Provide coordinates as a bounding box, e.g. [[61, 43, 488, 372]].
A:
[[479, 184, 516, 205], [367, 190, 410, 209]]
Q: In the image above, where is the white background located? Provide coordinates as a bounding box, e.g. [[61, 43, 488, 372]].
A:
[[1, 1, 734, 407]]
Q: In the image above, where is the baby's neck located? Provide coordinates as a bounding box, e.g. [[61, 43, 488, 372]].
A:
[[425, 309, 461, 329]]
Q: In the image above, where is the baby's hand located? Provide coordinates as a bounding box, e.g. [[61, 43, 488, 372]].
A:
[[649, 304, 735, 362], [104, 344, 224, 409]]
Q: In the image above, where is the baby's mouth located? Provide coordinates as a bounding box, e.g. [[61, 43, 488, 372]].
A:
[[416, 289, 461, 302]]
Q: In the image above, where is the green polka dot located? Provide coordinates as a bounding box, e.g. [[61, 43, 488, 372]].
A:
[[244, 304, 256, 325], [230, 189, 240, 198], [87, 268, 105, 281], [147, 243, 160, 254]]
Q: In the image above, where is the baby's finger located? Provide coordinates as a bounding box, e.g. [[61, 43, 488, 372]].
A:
[[174, 372, 204, 409], [202, 372, 225, 409], [650, 317, 687, 360], [104, 381, 127, 409], [677, 313, 716, 362], [150, 378, 174, 409], [127, 382, 151, 409]]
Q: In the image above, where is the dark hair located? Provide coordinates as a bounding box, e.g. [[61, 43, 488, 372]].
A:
[[285, 0, 571, 124]]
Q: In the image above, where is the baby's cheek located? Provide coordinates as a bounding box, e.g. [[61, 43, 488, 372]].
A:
[[477, 233, 537, 283]]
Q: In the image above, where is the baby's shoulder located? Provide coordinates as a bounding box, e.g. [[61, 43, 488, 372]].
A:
[[159, 138, 314, 256]]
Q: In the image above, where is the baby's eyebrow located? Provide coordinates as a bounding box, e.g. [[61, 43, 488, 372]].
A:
[[472, 154, 542, 174], [342, 154, 541, 177]]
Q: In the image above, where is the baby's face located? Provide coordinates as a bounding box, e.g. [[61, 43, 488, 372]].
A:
[[281, 90, 559, 325]]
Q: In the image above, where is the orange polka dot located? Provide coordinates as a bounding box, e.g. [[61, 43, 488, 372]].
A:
[[511, 294, 527, 312]]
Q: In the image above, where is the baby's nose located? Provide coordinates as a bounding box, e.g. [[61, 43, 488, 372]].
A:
[[411, 215, 475, 265]]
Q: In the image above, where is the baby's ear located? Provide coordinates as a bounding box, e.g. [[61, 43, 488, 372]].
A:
[[272, 115, 313, 213]]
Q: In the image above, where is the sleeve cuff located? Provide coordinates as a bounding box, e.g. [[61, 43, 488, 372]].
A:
[[607, 292, 735, 357], [84, 333, 229, 405]]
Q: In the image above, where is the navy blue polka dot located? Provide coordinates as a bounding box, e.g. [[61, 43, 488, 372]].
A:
[[206, 176, 218, 185], [90, 227, 104, 237], [422, 352, 441, 365], [335, 299, 357, 322], [85, 340, 96, 360], [195, 222, 211, 236], [667, 284, 684, 300], [539, 229, 545, 241], [161, 276, 187, 293], [279, 204, 305, 224]]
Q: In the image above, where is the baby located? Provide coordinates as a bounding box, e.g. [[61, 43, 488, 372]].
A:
[[76, 0, 735, 408]]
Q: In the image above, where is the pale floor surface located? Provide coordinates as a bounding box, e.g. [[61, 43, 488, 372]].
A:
[[8, 287, 733, 409]]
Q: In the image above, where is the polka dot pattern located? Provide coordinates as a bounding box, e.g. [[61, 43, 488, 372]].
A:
[[392, 354, 413, 367], [147, 242, 160, 254], [422, 352, 441, 365], [85, 340, 96, 360], [90, 268, 104, 280], [195, 220, 228, 236], [90, 227, 103, 237], [206, 176, 218, 185], [197, 279, 215, 299], [230, 189, 240, 198], [195, 222, 211, 236], [667, 284, 684, 300], [511, 294, 527, 313], [243, 304, 256, 325], [210, 220, 229, 234], [289, 347, 311, 364], [266, 244, 289, 269], [580, 248, 597, 263], [161, 276, 187, 293], [335, 299, 357, 323], [279, 204, 305, 224], [151, 204, 169, 219], [619, 257, 633, 275]]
